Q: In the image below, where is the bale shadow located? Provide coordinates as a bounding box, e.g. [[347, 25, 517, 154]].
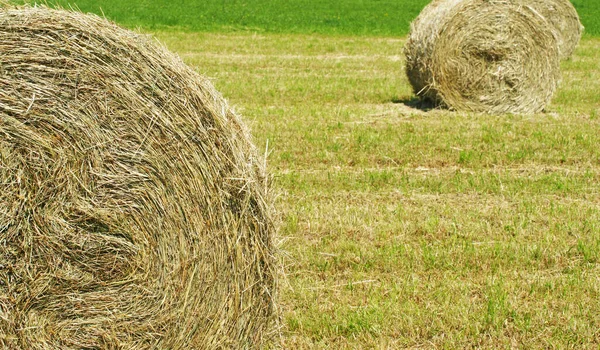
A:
[[391, 96, 436, 112]]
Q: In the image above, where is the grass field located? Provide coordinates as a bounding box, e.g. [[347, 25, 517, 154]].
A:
[[11, 0, 600, 347], [152, 32, 600, 348], [19, 0, 600, 36]]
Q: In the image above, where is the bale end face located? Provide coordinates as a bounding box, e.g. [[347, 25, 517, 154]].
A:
[[0, 6, 277, 349]]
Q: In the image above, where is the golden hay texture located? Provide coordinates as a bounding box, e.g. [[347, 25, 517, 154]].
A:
[[0, 5, 277, 349], [519, 0, 583, 60], [404, 0, 561, 114]]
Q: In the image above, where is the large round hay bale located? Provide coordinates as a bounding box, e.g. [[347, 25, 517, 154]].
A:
[[404, 0, 561, 114], [519, 0, 583, 60], [0, 5, 276, 349]]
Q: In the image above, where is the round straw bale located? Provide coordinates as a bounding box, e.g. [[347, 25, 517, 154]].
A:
[[0, 5, 276, 349], [518, 0, 583, 60], [404, 0, 561, 114]]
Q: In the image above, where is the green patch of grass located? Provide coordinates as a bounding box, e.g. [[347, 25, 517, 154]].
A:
[[572, 0, 600, 36], [18, 0, 428, 36], [16, 0, 600, 36]]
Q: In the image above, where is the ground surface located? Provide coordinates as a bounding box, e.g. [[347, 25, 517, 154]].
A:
[[154, 31, 600, 348]]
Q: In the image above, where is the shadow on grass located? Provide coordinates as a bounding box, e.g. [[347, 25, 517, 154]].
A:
[[391, 96, 437, 112]]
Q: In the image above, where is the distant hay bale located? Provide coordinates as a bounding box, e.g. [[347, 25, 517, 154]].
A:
[[0, 5, 276, 349], [519, 0, 583, 60], [404, 0, 561, 114]]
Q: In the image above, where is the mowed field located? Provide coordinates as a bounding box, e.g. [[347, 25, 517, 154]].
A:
[[161, 32, 600, 348], [18, 0, 600, 347]]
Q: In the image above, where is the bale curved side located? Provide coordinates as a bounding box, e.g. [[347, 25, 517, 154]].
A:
[[519, 0, 583, 60], [0, 6, 276, 349], [404, 0, 561, 114]]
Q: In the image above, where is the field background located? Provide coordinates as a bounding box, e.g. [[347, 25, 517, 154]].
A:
[[18, 0, 600, 348], [17, 0, 600, 36]]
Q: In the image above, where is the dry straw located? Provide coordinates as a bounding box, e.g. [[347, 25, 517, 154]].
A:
[[0, 5, 277, 349], [405, 0, 561, 114], [519, 0, 583, 60]]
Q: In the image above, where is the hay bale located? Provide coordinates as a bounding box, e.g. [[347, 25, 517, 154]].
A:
[[404, 0, 561, 114], [519, 0, 583, 60], [0, 5, 277, 349]]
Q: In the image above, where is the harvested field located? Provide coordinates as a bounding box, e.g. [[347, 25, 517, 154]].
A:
[[156, 31, 600, 348]]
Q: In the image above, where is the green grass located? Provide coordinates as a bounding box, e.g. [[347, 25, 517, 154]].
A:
[[152, 31, 600, 347], [18, 0, 600, 36], [573, 0, 600, 36]]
